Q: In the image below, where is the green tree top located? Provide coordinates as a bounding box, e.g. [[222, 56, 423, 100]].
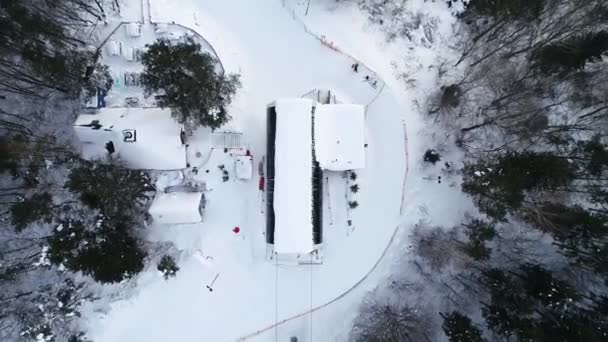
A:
[[440, 311, 485, 342], [140, 38, 241, 130], [462, 151, 576, 220], [533, 31, 608, 74], [467, 0, 546, 20], [48, 217, 145, 283], [65, 160, 153, 216]]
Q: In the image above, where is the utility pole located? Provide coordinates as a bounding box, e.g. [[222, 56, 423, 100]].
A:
[[206, 273, 220, 292]]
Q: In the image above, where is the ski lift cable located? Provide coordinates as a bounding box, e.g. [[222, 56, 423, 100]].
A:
[[310, 253, 313, 341], [275, 253, 279, 342]]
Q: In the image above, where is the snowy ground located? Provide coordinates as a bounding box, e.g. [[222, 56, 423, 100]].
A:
[[82, 0, 474, 341]]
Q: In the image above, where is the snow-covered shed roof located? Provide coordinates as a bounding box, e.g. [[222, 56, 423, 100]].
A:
[[74, 107, 187, 170], [106, 40, 121, 56], [148, 192, 204, 225], [235, 155, 253, 180], [315, 104, 365, 170], [273, 98, 315, 255], [125, 23, 141, 37]]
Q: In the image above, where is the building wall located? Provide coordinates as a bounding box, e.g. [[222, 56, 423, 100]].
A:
[[265, 106, 277, 244]]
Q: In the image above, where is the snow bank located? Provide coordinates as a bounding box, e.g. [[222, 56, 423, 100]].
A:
[[315, 104, 365, 170], [273, 98, 315, 255]]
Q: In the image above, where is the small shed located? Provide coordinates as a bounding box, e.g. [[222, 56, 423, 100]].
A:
[[148, 192, 205, 225], [123, 47, 135, 62], [106, 41, 121, 57], [126, 23, 142, 38], [235, 155, 253, 180]]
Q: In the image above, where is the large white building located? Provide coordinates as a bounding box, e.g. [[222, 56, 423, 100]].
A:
[[74, 107, 187, 170], [265, 97, 365, 263]]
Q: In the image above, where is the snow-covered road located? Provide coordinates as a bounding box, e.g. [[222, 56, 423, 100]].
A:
[[85, 0, 416, 341]]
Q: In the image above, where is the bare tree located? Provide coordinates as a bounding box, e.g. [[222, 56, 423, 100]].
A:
[[351, 295, 433, 342]]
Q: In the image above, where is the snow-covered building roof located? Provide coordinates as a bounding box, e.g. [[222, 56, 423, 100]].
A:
[[315, 104, 365, 170], [266, 98, 314, 255], [74, 107, 187, 170], [148, 192, 204, 225], [270, 98, 317, 255], [265, 98, 367, 259]]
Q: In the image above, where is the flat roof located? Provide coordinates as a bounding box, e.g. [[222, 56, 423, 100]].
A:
[[74, 107, 187, 170], [273, 98, 315, 255], [315, 104, 365, 170], [148, 192, 203, 224]]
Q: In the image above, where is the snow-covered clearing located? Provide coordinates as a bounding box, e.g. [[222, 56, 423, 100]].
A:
[[83, 0, 475, 341]]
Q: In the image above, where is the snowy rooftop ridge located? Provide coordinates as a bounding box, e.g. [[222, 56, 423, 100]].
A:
[[273, 98, 315, 255]]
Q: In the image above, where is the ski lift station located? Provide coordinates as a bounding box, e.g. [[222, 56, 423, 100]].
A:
[[266, 97, 366, 264]]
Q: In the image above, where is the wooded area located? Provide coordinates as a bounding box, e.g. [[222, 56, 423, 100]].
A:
[[0, 1, 154, 341], [350, 0, 608, 341]]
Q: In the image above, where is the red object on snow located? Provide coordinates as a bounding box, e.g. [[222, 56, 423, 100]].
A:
[[258, 176, 265, 191], [233, 226, 240, 234]]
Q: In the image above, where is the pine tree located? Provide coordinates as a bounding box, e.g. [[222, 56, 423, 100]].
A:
[[48, 217, 146, 283], [65, 160, 153, 216], [534, 31, 608, 74], [140, 38, 241, 130], [157, 255, 179, 279], [517, 264, 578, 309], [574, 136, 608, 177], [0, 0, 105, 97], [423, 149, 441, 164], [83, 62, 113, 102], [479, 264, 588, 341], [439, 84, 462, 108], [526, 203, 608, 276], [440, 311, 485, 342], [461, 219, 496, 261], [467, 0, 546, 20], [536, 307, 608, 342], [9, 192, 53, 231], [462, 151, 576, 220], [480, 268, 536, 340]]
